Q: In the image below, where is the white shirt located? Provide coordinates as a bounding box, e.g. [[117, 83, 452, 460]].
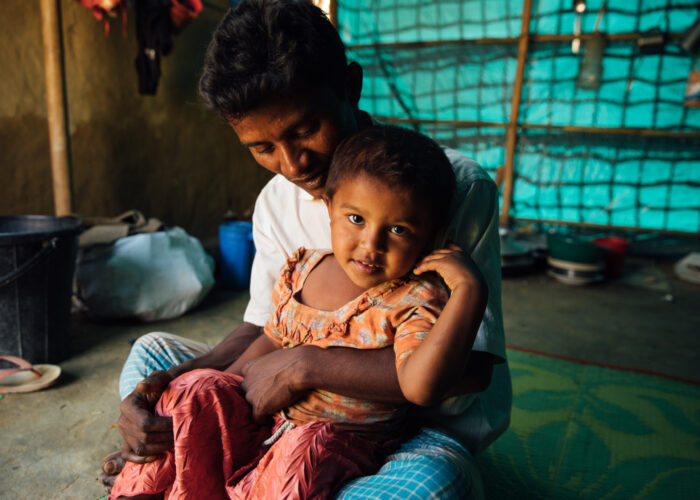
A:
[[244, 148, 511, 455]]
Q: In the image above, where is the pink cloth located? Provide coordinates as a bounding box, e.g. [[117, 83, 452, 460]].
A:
[[110, 370, 394, 499]]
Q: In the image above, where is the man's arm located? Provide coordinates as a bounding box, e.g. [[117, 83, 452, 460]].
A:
[[445, 351, 494, 396], [241, 345, 404, 421], [296, 334, 494, 401], [168, 321, 263, 377], [241, 342, 495, 422], [227, 333, 281, 375]]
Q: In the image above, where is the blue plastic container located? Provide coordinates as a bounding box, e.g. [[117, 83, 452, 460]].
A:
[[219, 221, 255, 290]]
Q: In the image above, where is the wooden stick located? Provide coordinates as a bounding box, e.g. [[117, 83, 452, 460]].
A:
[[513, 217, 697, 237], [520, 123, 700, 138], [372, 116, 700, 139], [375, 116, 507, 129], [40, 0, 72, 216], [494, 166, 506, 188], [329, 0, 338, 27], [500, 0, 533, 227], [346, 32, 684, 50]]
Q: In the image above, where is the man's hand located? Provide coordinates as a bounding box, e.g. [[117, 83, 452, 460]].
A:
[[241, 347, 311, 423], [117, 370, 175, 463]]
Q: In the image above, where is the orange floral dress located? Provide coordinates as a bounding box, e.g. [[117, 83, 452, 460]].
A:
[[110, 248, 448, 500], [265, 248, 449, 434]]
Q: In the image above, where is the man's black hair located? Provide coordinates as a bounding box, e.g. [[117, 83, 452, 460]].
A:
[[326, 125, 456, 226], [199, 0, 348, 120]]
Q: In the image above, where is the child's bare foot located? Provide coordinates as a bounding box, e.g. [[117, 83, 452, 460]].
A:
[[99, 451, 125, 491]]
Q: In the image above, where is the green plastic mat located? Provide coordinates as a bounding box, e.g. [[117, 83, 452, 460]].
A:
[[479, 348, 700, 499]]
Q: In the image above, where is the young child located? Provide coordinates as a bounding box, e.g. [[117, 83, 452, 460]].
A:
[[110, 126, 487, 500]]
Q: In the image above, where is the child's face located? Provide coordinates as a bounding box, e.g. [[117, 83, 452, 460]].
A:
[[325, 174, 435, 289]]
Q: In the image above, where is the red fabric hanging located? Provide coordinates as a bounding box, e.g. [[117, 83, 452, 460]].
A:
[[170, 0, 203, 33], [76, 1, 202, 36], [75, 0, 124, 20], [75, 0, 127, 36]]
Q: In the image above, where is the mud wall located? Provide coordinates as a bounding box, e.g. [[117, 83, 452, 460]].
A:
[[0, 0, 270, 238]]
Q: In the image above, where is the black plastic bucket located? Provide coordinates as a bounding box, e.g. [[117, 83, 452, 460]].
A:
[[0, 215, 81, 364]]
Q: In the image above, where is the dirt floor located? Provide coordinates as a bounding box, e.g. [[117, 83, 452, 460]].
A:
[[1, 255, 698, 499]]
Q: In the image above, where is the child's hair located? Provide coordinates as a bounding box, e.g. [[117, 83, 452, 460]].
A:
[[199, 0, 348, 121], [325, 125, 456, 227]]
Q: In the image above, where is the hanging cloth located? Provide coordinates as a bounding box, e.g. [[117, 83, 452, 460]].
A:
[[75, 0, 127, 35], [134, 0, 203, 95], [134, 0, 172, 95]]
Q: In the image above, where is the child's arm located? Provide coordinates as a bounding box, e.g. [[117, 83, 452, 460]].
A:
[[398, 243, 488, 406], [226, 334, 282, 376]]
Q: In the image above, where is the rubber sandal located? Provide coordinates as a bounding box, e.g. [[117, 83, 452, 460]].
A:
[[0, 356, 61, 394]]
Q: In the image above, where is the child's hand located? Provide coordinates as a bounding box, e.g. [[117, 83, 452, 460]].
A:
[[413, 243, 484, 292]]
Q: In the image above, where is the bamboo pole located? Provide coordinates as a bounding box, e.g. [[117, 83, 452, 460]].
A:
[[375, 116, 507, 129], [373, 115, 700, 139], [500, 0, 533, 227], [520, 122, 700, 139], [40, 0, 73, 216], [329, 0, 338, 27], [512, 217, 698, 237], [346, 32, 684, 51]]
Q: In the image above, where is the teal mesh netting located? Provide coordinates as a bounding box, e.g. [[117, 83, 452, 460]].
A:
[[338, 0, 700, 233]]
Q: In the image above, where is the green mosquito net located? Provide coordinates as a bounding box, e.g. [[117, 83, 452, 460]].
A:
[[336, 0, 700, 232]]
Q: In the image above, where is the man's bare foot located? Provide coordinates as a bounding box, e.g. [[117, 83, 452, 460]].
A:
[[99, 451, 125, 491]]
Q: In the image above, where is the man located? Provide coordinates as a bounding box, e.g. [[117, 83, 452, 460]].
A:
[[103, 1, 511, 498]]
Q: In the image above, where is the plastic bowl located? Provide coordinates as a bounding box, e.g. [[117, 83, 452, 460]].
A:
[[546, 233, 608, 264]]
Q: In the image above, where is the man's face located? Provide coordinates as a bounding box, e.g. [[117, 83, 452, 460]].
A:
[[230, 87, 360, 199], [325, 174, 435, 289]]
